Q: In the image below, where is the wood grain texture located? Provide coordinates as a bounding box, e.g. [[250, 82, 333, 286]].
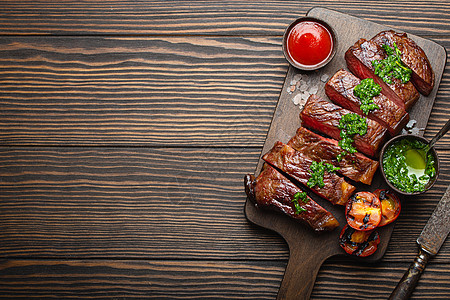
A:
[[313, 259, 450, 300], [0, 1, 449, 299], [0, 259, 448, 299], [0, 36, 449, 147], [0, 1, 449, 36], [0, 259, 285, 299], [0, 147, 449, 262], [0, 147, 279, 259], [0, 36, 286, 147]]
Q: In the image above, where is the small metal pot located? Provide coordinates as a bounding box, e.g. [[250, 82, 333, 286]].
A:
[[379, 134, 440, 196]]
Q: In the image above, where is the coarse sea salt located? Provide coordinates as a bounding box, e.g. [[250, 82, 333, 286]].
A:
[[299, 83, 308, 92], [301, 91, 310, 101], [320, 74, 329, 82], [292, 93, 302, 105], [293, 73, 303, 82], [406, 119, 417, 129], [308, 85, 318, 94]]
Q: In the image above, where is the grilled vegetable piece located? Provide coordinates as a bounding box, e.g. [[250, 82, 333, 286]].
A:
[[262, 141, 355, 205], [345, 38, 419, 110], [300, 94, 387, 158], [345, 191, 382, 231], [287, 127, 379, 185], [373, 189, 401, 227], [244, 165, 339, 232], [325, 69, 409, 135], [339, 225, 380, 257], [371, 30, 434, 95]]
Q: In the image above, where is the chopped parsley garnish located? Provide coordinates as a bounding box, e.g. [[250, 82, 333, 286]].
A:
[[337, 113, 368, 161], [307, 161, 340, 188], [353, 78, 381, 115], [372, 42, 412, 84], [292, 191, 308, 214]]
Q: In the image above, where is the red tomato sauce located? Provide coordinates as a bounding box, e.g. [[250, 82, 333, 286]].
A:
[[286, 21, 333, 67]]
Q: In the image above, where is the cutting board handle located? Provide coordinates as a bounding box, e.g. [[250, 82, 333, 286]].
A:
[[277, 241, 332, 300]]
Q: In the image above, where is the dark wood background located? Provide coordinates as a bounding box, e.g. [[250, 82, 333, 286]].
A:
[[0, 1, 449, 299]]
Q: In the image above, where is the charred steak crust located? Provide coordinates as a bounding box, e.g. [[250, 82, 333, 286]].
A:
[[262, 141, 355, 206], [371, 30, 434, 96], [345, 38, 419, 110], [325, 69, 409, 135], [300, 94, 387, 158], [287, 126, 379, 185], [244, 165, 339, 232]]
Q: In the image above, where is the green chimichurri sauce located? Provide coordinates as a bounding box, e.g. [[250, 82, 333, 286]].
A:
[[292, 191, 308, 214], [372, 42, 412, 85], [353, 78, 381, 115], [382, 138, 436, 193], [307, 161, 340, 189], [337, 113, 368, 161]]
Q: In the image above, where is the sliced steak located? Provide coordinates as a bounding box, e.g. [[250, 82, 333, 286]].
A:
[[244, 165, 340, 233], [325, 69, 409, 135], [345, 38, 419, 110], [287, 126, 379, 185], [371, 30, 434, 95], [262, 141, 355, 205], [300, 94, 386, 158]]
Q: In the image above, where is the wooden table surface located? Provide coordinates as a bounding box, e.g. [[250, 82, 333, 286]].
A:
[[0, 1, 449, 299]]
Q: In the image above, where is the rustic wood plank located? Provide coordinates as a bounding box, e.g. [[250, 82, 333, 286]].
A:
[[0, 147, 288, 259], [0, 1, 448, 37], [0, 259, 284, 299], [0, 259, 448, 299], [0, 147, 449, 261], [1, 2, 449, 299], [0, 36, 449, 147], [313, 260, 450, 299], [0, 36, 286, 147]]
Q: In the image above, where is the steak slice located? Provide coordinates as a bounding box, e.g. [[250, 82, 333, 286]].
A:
[[300, 94, 386, 158], [262, 141, 355, 205], [325, 69, 409, 135], [244, 165, 339, 233], [288, 126, 379, 185], [371, 30, 434, 96], [345, 38, 419, 110]]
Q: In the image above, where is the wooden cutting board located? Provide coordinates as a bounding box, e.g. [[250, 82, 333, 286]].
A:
[[244, 7, 447, 300]]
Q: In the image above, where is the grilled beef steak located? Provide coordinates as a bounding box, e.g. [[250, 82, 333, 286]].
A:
[[287, 127, 379, 185], [345, 38, 419, 110], [325, 69, 409, 135], [262, 141, 355, 205], [371, 30, 434, 95], [300, 95, 386, 158], [244, 165, 339, 232]]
